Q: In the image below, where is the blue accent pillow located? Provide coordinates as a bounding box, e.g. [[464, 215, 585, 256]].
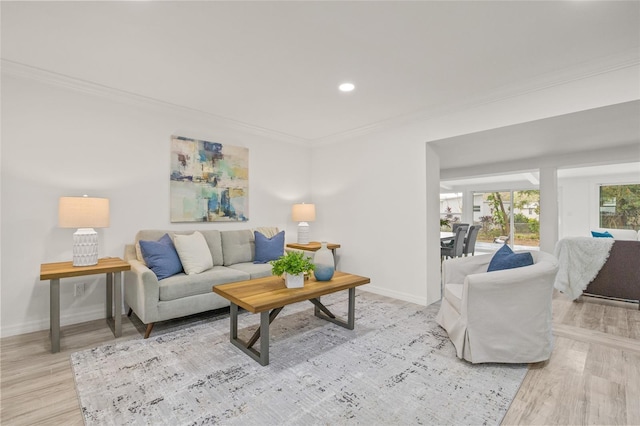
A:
[[254, 230, 285, 264], [487, 244, 534, 272], [139, 234, 183, 280], [591, 230, 614, 238]]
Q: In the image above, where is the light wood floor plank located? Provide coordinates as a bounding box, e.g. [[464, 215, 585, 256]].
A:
[[503, 294, 640, 425], [2, 293, 639, 425]]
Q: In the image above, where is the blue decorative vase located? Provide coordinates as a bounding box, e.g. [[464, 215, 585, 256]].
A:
[[313, 242, 335, 281]]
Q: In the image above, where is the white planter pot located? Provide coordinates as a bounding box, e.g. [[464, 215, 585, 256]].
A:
[[285, 273, 304, 288]]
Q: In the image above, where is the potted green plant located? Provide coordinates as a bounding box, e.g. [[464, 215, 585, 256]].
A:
[[270, 251, 315, 288]]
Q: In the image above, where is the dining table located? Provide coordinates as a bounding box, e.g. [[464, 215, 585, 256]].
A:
[[440, 231, 455, 241]]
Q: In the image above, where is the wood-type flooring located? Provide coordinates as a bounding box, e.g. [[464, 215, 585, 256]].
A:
[[2, 291, 639, 425]]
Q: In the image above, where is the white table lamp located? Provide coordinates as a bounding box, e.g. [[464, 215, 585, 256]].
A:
[[292, 203, 316, 244], [59, 195, 110, 266]]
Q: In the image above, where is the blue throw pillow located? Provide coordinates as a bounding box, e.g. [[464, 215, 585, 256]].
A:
[[254, 230, 285, 263], [591, 230, 614, 238], [139, 234, 183, 280], [487, 244, 534, 272]]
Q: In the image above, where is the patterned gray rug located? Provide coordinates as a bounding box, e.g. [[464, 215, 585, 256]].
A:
[[71, 291, 527, 425]]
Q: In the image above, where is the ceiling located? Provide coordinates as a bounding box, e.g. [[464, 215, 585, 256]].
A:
[[2, 1, 639, 144], [441, 161, 640, 193], [431, 100, 640, 170]]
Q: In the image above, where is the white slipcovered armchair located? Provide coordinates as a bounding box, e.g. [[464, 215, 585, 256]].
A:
[[436, 250, 559, 364]]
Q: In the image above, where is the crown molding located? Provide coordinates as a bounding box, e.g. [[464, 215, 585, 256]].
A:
[[312, 48, 640, 146], [0, 59, 311, 147], [3, 48, 638, 148]]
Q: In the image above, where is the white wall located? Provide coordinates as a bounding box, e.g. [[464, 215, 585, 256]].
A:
[[2, 59, 638, 337], [0, 74, 311, 337], [311, 126, 432, 305], [312, 65, 639, 307], [558, 169, 640, 239]]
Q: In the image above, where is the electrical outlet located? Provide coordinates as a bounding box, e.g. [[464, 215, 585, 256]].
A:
[[74, 282, 85, 297]]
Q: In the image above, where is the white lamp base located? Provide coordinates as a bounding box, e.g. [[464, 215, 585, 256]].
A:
[[73, 228, 99, 266], [297, 222, 310, 244]]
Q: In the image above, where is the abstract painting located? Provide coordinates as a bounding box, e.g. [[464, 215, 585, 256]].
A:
[[170, 136, 248, 222]]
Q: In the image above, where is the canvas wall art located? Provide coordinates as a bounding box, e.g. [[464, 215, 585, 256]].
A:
[[170, 136, 248, 222]]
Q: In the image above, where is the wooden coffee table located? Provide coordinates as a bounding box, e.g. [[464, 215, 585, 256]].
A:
[[213, 271, 370, 366]]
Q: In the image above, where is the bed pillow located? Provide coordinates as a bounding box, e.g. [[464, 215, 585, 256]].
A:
[[138, 234, 183, 280], [173, 231, 214, 274], [591, 230, 614, 238], [487, 244, 534, 272], [254, 230, 285, 263]]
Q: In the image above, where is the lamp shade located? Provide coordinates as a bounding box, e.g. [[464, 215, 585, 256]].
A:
[[58, 196, 110, 228], [292, 203, 316, 222]]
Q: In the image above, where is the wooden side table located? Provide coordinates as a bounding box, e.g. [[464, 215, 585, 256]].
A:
[[39, 257, 131, 353], [286, 241, 341, 268], [286, 241, 340, 256]]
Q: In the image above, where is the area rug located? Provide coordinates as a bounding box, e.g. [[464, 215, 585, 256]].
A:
[[71, 291, 527, 425]]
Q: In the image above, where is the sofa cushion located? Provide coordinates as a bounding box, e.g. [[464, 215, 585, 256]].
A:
[[135, 229, 223, 266], [199, 230, 224, 266], [136, 230, 176, 267], [158, 266, 250, 301], [174, 231, 214, 275], [254, 230, 284, 263], [227, 262, 274, 279], [254, 227, 280, 238], [487, 244, 534, 272], [221, 229, 254, 266], [138, 234, 183, 280]]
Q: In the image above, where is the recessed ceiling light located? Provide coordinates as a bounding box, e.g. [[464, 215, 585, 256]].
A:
[[339, 82, 355, 92]]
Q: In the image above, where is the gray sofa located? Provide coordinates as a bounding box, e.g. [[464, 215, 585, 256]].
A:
[[123, 227, 279, 338]]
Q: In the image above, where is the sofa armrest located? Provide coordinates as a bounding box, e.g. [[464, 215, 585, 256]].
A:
[[124, 243, 138, 262], [123, 259, 160, 324]]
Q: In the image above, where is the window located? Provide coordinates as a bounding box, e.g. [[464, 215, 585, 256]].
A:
[[599, 184, 640, 231], [440, 193, 462, 229], [473, 190, 540, 249]]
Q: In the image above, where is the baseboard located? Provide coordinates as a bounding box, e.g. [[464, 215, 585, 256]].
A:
[[360, 284, 428, 307], [0, 306, 108, 338], [2, 288, 427, 338]]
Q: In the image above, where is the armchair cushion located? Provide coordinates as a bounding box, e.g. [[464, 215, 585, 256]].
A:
[[444, 283, 463, 313], [487, 244, 533, 272]]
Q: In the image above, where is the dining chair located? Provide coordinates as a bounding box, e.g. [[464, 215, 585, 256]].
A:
[[452, 223, 469, 233], [442, 223, 468, 248], [463, 225, 480, 256], [441, 225, 467, 260]]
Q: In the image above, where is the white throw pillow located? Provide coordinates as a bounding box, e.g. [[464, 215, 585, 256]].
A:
[[173, 231, 213, 275]]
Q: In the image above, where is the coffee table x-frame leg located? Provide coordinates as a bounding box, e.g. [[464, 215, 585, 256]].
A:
[[228, 287, 356, 366]]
